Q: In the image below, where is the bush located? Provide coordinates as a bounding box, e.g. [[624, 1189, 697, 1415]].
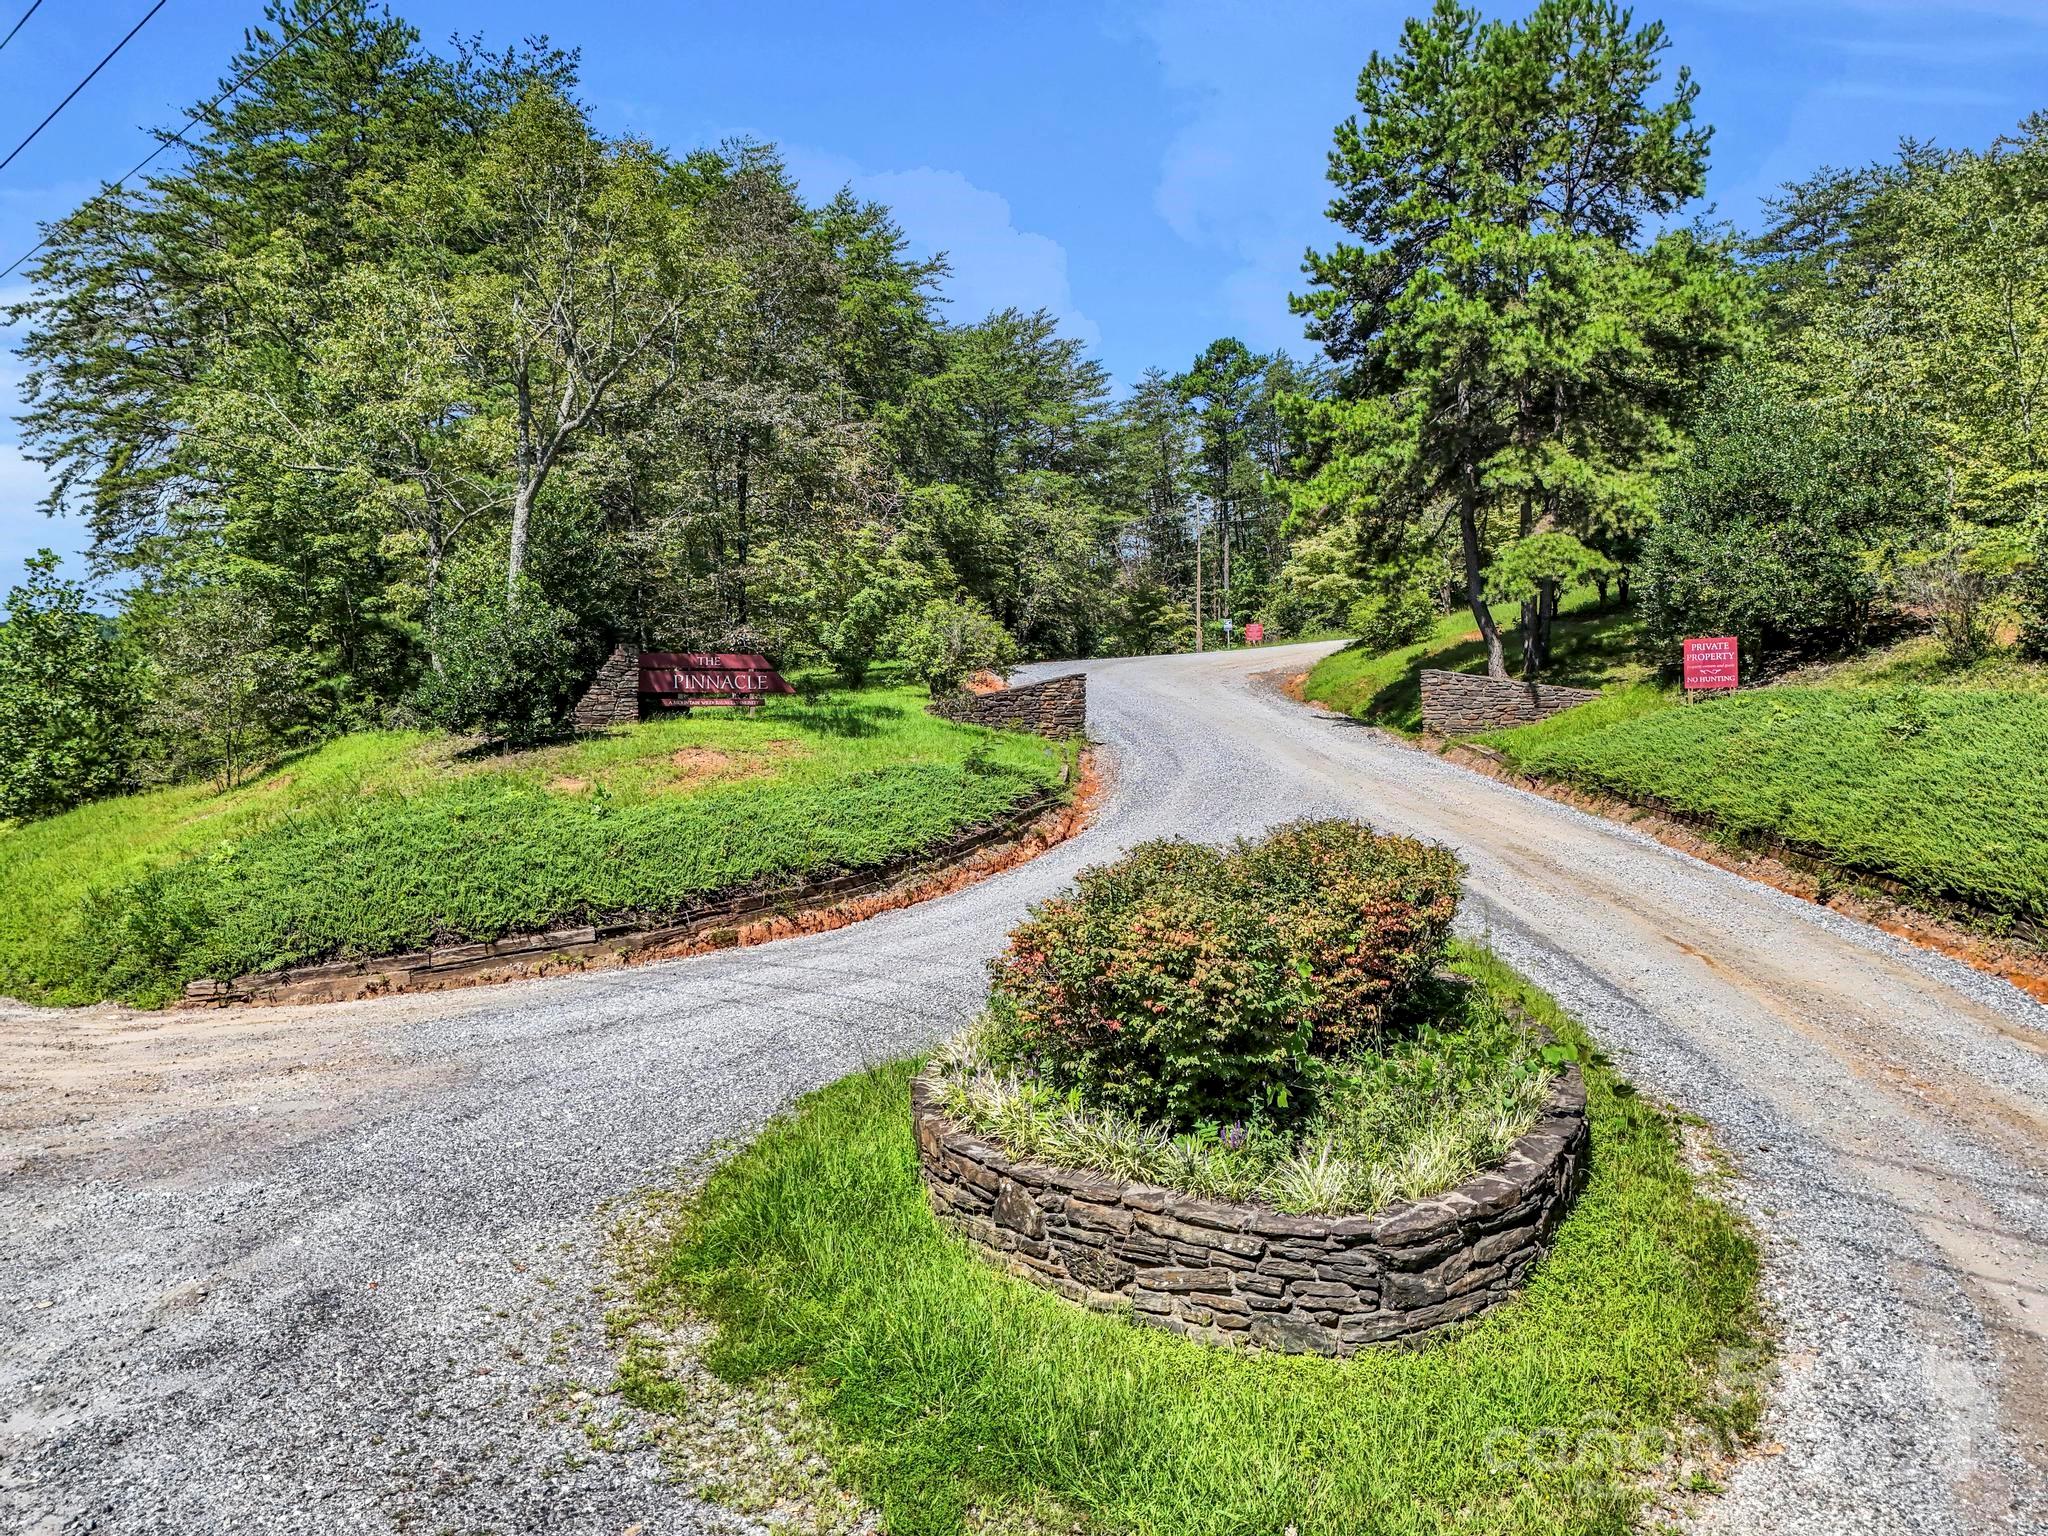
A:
[[897, 595, 1017, 696], [0, 551, 137, 820], [1346, 579, 1437, 653], [414, 569, 581, 744], [1639, 366, 1940, 666], [2020, 516, 2048, 661], [984, 820, 1463, 1129]]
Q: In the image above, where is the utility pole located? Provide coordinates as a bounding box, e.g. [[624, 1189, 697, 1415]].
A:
[[1193, 522, 1204, 653]]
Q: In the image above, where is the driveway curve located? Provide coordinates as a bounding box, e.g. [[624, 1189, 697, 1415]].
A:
[[3, 642, 2045, 1535]]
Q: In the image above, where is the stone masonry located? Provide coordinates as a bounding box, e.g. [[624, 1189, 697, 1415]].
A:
[[910, 1058, 1588, 1354], [1420, 668, 1599, 735], [571, 643, 642, 730], [927, 673, 1087, 739]]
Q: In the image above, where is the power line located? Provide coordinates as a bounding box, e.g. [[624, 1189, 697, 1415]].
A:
[[0, 0, 348, 283], [0, 0, 49, 54], [0, 0, 171, 174]]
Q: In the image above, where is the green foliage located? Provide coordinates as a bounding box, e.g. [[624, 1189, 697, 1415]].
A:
[[1488, 686, 2048, 920], [1897, 528, 2030, 665], [1345, 547, 1444, 652], [134, 580, 302, 791], [1639, 368, 1940, 665], [984, 821, 1462, 1129], [0, 687, 1061, 1006], [1484, 533, 1616, 607], [1287, 0, 1749, 677], [413, 568, 581, 744], [895, 596, 1018, 696], [15, 4, 1251, 780], [1346, 583, 1438, 653], [2019, 517, 2048, 660], [936, 978, 1552, 1215], [644, 949, 1764, 1536], [0, 553, 137, 820]]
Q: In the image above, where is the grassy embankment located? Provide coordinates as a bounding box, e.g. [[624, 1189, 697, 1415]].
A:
[[1300, 589, 1652, 733], [632, 946, 1764, 1536], [0, 685, 1071, 1008], [1304, 603, 2048, 934]]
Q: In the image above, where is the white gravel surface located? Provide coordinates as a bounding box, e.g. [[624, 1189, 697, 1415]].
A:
[[3, 642, 2046, 1534]]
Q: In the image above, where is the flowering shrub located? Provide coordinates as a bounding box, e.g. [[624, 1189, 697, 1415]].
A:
[[984, 819, 1462, 1128]]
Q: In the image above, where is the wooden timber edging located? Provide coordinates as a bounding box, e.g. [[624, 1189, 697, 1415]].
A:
[[180, 783, 1073, 1009]]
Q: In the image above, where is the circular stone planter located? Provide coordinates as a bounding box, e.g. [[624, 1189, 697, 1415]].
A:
[[909, 1059, 1588, 1355]]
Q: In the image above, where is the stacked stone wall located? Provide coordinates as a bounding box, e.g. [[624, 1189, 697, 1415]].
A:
[[928, 673, 1087, 739], [911, 1059, 1587, 1354], [1419, 668, 1599, 735], [571, 643, 642, 730]]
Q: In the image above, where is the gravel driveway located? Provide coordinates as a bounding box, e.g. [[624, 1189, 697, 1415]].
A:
[[4, 642, 2045, 1535]]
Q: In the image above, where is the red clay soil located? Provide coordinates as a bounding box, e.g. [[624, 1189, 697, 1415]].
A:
[[629, 751, 1106, 965], [183, 752, 1106, 1009]]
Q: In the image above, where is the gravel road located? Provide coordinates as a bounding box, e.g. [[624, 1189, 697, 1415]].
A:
[[4, 642, 2046, 1535]]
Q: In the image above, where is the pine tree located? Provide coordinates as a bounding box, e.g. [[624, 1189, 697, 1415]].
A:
[[1286, 0, 1748, 676]]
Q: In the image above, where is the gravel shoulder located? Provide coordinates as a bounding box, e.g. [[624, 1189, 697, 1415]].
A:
[[3, 643, 2045, 1534]]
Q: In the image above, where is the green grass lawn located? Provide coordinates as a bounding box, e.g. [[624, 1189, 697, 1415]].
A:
[[1482, 684, 2048, 924], [637, 947, 1764, 1536], [0, 686, 1071, 1007], [1302, 590, 1651, 734], [1306, 598, 2048, 930]]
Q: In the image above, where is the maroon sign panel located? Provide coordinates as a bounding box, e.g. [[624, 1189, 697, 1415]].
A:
[[1682, 635, 1740, 691], [1244, 622, 1264, 646], [639, 652, 795, 709]]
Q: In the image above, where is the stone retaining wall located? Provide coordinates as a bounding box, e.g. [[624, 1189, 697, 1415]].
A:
[[1420, 668, 1599, 735], [571, 643, 642, 730], [928, 673, 1087, 739], [911, 1058, 1587, 1354]]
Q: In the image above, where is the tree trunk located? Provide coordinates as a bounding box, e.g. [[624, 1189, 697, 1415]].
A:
[[1457, 477, 1507, 678], [425, 529, 445, 675], [1193, 525, 1204, 653], [1221, 509, 1232, 629], [734, 447, 751, 625], [507, 483, 535, 602], [508, 365, 536, 607]]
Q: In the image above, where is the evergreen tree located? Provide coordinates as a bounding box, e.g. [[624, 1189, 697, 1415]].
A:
[[1286, 0, 1748, 676]]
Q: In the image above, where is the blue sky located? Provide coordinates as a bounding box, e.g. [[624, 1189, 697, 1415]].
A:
[[5, 0, 2048, 580]]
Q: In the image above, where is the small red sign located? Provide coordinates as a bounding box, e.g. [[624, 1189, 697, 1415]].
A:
[[1244, 622, 1264, 646], [639, 652, 794, 709], [1682, 636, 1739, 691]]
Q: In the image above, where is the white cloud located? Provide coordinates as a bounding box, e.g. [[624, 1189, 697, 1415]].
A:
[[1134, 0, 1379, 353], [786, 151, 1100, 347]]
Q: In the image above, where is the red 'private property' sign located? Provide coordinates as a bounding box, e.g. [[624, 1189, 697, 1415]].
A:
[[1244, 622, 1264, 646], [1682, 636, 1740, 691], [639, 652, 795, 710]]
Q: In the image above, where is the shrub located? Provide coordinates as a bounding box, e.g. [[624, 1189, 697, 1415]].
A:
[[2019, 515, 2048, 660], [984, 820, 1462, 1129], [0, 551, 138, 819], [1639, 365, 1940, 666], [414, 570, 581, 744], [1346, 580, 1437, 654], [897, 595, 1018, 696]]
